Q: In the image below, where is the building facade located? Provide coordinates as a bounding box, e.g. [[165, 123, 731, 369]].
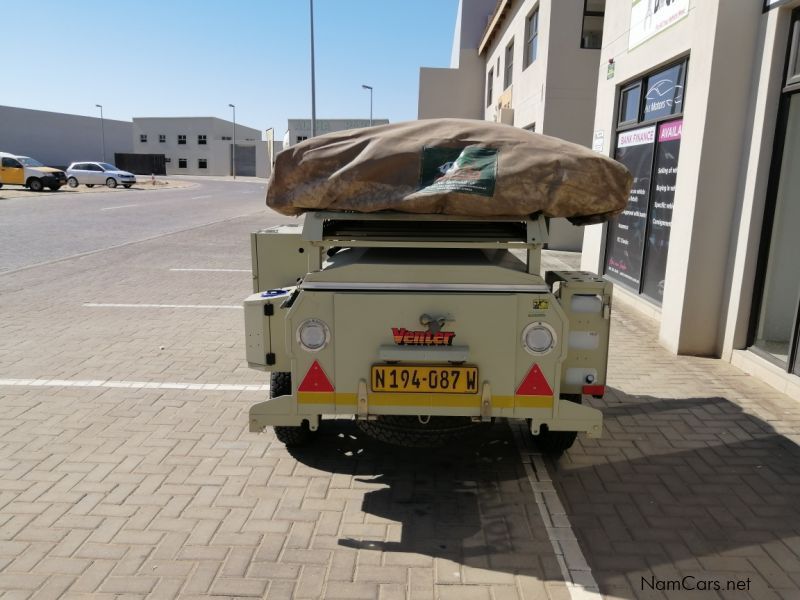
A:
[[283, 119, 390, 148], [579, 0, 800, 399], [419, 0, 606, 251], [0, 105, 132, 169], [132, 117, 269, 178]]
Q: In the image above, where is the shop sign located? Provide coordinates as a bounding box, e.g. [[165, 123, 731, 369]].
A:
[[605, 124, 656, 288], [629, 0, 689, 49], [643, 63, 686, 121], [592, 130, 605, 153], [641, 119, 682, 301]]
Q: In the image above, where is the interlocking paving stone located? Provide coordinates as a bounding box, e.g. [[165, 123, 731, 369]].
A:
[[1, 211, 799, 600]]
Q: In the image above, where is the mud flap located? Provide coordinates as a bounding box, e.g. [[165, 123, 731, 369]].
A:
[[249, 395, 318, 432], [533, 397, 603, 438]]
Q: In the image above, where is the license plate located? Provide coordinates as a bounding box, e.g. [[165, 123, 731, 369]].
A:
[[371, 365, 478, 394]]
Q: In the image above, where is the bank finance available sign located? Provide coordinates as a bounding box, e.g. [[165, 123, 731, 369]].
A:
[[629, 0, 689, 49]]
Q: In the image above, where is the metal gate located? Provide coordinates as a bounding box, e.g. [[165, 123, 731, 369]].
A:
[[231, 144, 256, 177], [114, 153, 166, 175]]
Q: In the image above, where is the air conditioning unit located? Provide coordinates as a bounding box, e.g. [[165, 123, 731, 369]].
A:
[[496, 107, 514, 125]]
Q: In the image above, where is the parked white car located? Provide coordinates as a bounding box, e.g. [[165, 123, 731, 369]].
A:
[[66, 162, 137, 189]]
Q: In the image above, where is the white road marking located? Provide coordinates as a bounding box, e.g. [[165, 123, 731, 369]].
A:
[[101, 204, 139, 211], [191, 195, 212, 200], [513, 425, 602, 600], [0, 378, 269, 392], [83, 303, 242, 309], [170, 268, 251, 273]]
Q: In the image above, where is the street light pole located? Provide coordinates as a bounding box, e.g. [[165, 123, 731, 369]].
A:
[[310, 0, 316, 138], [228, 103, 236, 179], [361, 85, 373, 126], [95, 104, 105, 161]]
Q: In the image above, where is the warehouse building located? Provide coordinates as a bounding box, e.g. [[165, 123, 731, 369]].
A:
[[132, 117, 270, 178], [283, 118, 390, 148], [0, 105, 132, 169]]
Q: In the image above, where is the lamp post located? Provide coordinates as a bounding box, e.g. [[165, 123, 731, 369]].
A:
[[95, 104, 105, 161], [228, 103, 236, 179], [361, 85, 373, 126], [310, 0, 317, 137]]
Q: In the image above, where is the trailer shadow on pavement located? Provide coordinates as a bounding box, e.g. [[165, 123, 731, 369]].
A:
[[288, 419, 564, 584], [288, 389, 800, 599], [550, 389, 800, 599]]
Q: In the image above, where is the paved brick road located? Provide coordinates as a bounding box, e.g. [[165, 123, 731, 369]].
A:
[[0, 213, 798, 599]]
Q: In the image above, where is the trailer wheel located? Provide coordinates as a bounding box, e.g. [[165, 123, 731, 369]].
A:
[[356, 415, 490, 448], [531, 424, 577, 455], [270, 372, 317, 447]]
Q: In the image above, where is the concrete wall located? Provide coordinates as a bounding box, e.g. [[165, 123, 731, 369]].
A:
[[419, 0, 497, 120], [419, 50, 486, 119], [132, 117, 268, 177], [0, 105, 132, 169], [480, 0, 598, 251]]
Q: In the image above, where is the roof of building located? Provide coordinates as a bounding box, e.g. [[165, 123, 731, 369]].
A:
[[478, 0, 511, 56]]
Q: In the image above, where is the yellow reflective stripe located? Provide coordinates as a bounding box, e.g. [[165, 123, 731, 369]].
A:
[[515, 395, 553, 408], [298, 391, 335, 404], [299, 392, 551, 409]]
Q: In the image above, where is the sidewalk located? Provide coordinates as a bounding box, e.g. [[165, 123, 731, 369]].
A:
[[538, 252, 800, 600], [0, 230, 797, 600]]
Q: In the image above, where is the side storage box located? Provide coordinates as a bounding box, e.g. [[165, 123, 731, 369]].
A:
[[251, 225, 314, 292], [243, 289, 293, 372], [545, 271, 612, 397]]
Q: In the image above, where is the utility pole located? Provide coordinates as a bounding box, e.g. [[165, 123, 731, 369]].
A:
[[228, 103, 236, 179], [310, 0, 317, 138], [95, 104, 106, 161]]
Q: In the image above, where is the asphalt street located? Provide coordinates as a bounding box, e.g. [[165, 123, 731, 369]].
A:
[[0, 177, 294, 273]]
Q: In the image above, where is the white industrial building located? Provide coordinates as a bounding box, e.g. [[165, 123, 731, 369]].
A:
[[419, 0, 604, 251], [132, 117, 270, 178], [283, 118, 390, 148], [0, 105, 133, 169], [423, 0, 800, 400]]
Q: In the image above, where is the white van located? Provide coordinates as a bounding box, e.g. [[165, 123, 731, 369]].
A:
[[0, 152, 68, 191]]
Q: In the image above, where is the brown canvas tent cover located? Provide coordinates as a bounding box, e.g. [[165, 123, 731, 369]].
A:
[[266, 118, 632, 225]]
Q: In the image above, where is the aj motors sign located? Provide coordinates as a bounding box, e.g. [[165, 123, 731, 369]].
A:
[[629, 0, 689, 49]]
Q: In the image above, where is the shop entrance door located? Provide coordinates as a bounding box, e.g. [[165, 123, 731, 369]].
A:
[[753, 92, 800, 368]]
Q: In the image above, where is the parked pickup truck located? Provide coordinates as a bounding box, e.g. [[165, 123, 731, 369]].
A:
[[243, 211, 612, 453], [0, 152, 67, 191]]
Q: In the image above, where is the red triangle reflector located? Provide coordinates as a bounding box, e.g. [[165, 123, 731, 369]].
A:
[[516, 364, 553, 396], [297, 360, 334, 392]]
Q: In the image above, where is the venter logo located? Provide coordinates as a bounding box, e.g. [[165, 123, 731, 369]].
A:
[[391, 328, 456, 346]]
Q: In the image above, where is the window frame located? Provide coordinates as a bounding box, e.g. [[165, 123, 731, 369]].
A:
[[524, 8, 539, 69], [580, 0, 605, 50], [159, 134, 166, 143], [198, 158, 208, 169], [177, 135, 187, 145], [602, 57, 689, 300], [618, 82, 642, 127], [178, 158, 187, 169], [787, 14, 800, 89], [139, 134, 147, 143], [486, 68, 494, 107], [198, 134, 207, 145], [504, 39, 514, 89]]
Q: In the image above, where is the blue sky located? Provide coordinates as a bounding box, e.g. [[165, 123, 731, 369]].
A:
[[3, 0, 459, 135]]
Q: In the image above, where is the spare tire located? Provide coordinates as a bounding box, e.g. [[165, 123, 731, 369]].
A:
[[356, 415, 491, 448]]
